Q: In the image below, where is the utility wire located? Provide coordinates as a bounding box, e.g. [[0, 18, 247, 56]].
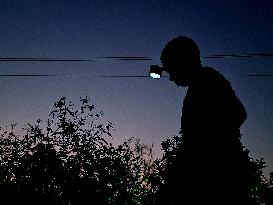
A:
[[0, 53, 272, 77]]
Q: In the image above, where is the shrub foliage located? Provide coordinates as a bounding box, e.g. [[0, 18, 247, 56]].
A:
[[0, 96, 272, 204]]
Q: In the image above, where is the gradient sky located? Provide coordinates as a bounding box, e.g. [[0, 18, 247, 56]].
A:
[[0, 0, 272, 178]]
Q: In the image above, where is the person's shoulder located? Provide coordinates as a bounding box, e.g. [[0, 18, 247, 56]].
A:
[[202, 66, 230, 85], [202, 66, 222, 77], [196, 66, 234, 94]]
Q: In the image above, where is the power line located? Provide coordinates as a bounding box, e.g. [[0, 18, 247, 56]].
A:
[[0, 74, 55, 77], [0, 58, 90, 62], [0, 54, 272, 77], [0, 53, 273, 61]]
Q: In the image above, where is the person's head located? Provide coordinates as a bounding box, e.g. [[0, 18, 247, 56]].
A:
[[160, 36, 202, 87]]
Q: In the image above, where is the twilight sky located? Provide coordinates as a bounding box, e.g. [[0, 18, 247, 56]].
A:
[[0, 0, 272, 178]]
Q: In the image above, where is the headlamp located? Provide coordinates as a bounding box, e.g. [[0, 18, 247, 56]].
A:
[[149, 64, 163, 79]]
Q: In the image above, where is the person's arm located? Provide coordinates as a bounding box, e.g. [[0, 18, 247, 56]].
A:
[[214, 79, 247, 129], [227, 89, 247, 128], [200, 72, 247, 129]]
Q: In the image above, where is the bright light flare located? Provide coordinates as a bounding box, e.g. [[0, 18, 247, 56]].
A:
[[149, 72, 161, 79], [149, 64, 163, 79]]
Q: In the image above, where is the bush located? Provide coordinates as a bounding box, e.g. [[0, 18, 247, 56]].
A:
[[0, 96, 272, 204], [0, 96, 160, 205]]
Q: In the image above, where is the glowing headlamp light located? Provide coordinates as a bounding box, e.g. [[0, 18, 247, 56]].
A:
[[149, 64, 163, 79]]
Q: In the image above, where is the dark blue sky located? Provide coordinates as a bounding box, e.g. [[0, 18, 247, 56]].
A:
[[0, 0, 272, 178]]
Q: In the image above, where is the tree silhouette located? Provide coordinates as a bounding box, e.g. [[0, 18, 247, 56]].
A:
[[0, 96, 272, 204], [0, 96, 159, 205], [155, 134, 273, 205]]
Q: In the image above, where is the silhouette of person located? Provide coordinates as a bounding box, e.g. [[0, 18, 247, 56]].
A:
[[157, 36, 249, 205]]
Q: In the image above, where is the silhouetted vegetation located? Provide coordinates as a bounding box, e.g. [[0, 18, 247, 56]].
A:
[[157, 134, 273, 205], [0, 96, 160, 204], [0, 96, 272, 204]]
